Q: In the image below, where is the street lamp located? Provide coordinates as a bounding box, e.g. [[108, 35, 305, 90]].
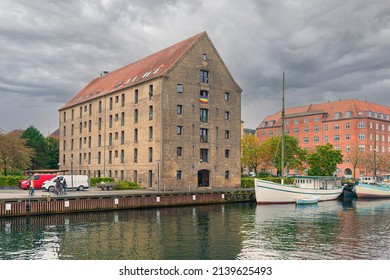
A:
[[70, 157, 74, 190], [157, 160, 161, 193]]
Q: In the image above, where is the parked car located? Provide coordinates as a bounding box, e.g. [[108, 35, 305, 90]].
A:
[[42, 175, 89, 192], [18, 174, 57, 190]]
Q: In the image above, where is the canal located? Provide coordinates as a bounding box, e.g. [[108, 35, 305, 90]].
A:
[[1, 198, 390, 260]]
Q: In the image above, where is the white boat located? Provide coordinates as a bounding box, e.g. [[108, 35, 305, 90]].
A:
[[355, 178, 390, 199], [296, 195, 320, 205], [255, 176, 343, 204]]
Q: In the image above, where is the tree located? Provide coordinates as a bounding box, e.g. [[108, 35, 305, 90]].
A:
[[347, 145, 365, 179], [241, 134, 262, 174], [307, 143, 343, 176], [0, 129, 35, 175], [21, 126, 49, 169], [259, 135, 307, 175], [46, 136, 59, 169]]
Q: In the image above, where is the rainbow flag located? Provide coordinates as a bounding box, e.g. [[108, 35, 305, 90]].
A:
[[200, 96, 208, 103]]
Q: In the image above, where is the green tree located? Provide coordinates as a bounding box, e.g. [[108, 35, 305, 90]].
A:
[[21, 126, 49, 169], [307, 143, 343, 176], [260, 135, 307, 175], [46, 136, 59, 169], [241, 134, 262, 174], [0, 129, 35, 175]]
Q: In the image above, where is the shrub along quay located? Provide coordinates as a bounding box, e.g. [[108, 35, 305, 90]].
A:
[[0, 188, 255, 217]]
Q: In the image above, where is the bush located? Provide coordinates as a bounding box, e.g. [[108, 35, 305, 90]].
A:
[[0, 175, 27, 187], [241, 177, 254, 188], [115, 181, 140, 190]]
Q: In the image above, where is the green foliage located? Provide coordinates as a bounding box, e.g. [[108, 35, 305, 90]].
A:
[[115, 181, 140, 190], [46, 137, 59, 169], [307, 143, 343, 176], [21, 126, 50, 169], [241, 134, 262, 173], [90, 177, 115, 186], [0, 175, 26, 187], [241, 177, 254, 188]]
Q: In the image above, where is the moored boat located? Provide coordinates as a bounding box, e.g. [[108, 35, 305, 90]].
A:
[[255, 176, 343, 204], [296, 195, 320, 205], [355, 178, 390, 199]]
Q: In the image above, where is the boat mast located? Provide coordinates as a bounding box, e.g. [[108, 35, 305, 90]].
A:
[[281, 72, 285, 185], [374, 133, 377, 177]]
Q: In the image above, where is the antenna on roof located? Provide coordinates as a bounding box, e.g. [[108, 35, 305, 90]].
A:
[[100, 71, 109, 77]]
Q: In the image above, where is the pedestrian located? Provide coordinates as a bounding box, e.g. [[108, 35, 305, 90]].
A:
[[29, 179, 35, 196], [55, 178, 62, 194], [62, 178, 67, 194]]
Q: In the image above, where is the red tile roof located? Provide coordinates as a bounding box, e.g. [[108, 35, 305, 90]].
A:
[[258, 99, 390, 128], [61, 32, 207, 109]]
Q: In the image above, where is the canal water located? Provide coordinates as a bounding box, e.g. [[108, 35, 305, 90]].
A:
[[1, 198, 390, 260]]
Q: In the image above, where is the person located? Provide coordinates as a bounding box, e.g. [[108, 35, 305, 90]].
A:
[[55, 177, 62, 194], [62, 178, 67, 194], [29, 179, 35, 196]]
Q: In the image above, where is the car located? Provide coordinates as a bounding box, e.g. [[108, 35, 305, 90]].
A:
[[42, 175, 90, 192], [18, 174, 57, 190]]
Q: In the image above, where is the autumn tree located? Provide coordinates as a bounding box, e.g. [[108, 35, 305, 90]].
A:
[[241, 134, 262, 174], [307, 143, 343, 176], [0, 129, 35, 175], [347, 145, 365, 179]]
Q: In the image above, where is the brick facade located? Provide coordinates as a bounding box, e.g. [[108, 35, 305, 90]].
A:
[[59, 32, 242, 190], [256, 99, 390, 178]]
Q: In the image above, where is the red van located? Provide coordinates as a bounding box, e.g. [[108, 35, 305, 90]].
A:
[[18, 174, 57, 190]]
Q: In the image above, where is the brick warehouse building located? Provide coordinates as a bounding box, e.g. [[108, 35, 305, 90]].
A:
[[59, 32, 242, 190], [256, 99, 390, 178]]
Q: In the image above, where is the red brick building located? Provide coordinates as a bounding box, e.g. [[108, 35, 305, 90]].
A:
[[256, 99, 390, 178]]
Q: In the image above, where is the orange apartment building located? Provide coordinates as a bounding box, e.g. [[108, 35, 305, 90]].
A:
[[256, 99, 390, 178]]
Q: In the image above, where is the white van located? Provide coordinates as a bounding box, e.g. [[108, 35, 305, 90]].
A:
[[42, 175, 89, 192]]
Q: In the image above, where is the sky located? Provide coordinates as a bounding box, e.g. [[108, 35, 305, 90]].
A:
[[1, 0, 390, 135]]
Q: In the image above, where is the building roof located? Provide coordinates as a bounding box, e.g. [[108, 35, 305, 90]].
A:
[[48, 128, 60, 139], [258, 99, 390, 129], [61, 32, 207, 110]]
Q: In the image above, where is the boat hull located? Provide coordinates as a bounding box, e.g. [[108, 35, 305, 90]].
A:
[[255, 179, 343, 204], [296, 196, 319, 204], [355, 183, 390, 199]]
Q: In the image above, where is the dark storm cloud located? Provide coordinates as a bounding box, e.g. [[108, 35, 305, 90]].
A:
[[1, 0, 390, 133]]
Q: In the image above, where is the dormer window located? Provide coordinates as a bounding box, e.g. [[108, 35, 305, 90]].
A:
[[345, 111, 352, 118], [334, 112, 341, 119], [269, 121, 275, 127]]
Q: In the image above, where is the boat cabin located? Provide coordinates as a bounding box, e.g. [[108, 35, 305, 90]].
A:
[[293, 176, 341, 190]]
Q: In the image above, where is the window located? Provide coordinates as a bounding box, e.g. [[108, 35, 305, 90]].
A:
[[334, 112, 341, 119], [294, 128, 299, 134], [177, 147, 182, 157], [358, 133, 365, 140], [109, 133, 112, 146], [121, 93, 125, 107], [134, 149, 138, 163], [200, 149, 208, 162], [334, 124, 340, 130], [176, 126, 183, 135], [109, 115, 113, 128], [314, 126, 319, 132], [177, 105, 183, 114], [98, 151, 101, 164], [177, 84, 183, 93], [99, 101, 102, 113], [134, 109, 138, 123], [304, 118, 309, 124], [314, 117, 319, 122], [225, 149, 230, 158], [303, 137, 309, 144], [225, 171, 230, 179], [115, 96, 119, 103], [200, 128, 209, 143], [314, 136, 319, 143], [359, 145, 365, 152], [109, 97, 113, 110], [358, 121, 365, 128], [346, 134, 350, 140], [334, 135, 340, 141], [203, 53, 208, 61], [345, 111, 352, 118], [149, 126, 153, 141], [345, 145, 350, 152], [134, 89, 138, 103], [121, 149, 124, 163], [224, 111, 230, 120], [269, 130, 273, 136], [294, 119, 299, 124], [108, 151, 112, 164], [121, 131, 124, 145], [148, 147, 153, 163], [121, 112, 125, 126], [149, 106, 153, 120], [200, 70, 209, 83], [225, 130, 230, 139], [324, 124, 328, 131], [176, 170, 182, 180], [304, 127, 309, 133], [98, 135, 101, 147], [224, 92, 230, 101], [149, 84, 153, 100], [134, 129, 138, 143], [345, 122, 350, 129], [200, 108, 208, 122], [324, 136, 328, 142]]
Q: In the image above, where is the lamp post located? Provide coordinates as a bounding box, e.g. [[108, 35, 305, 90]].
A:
[[70, 157, 74, 190], [157, 160, 161, 193]]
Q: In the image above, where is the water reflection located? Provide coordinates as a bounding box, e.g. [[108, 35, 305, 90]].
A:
[[1, 200, 390, 260]]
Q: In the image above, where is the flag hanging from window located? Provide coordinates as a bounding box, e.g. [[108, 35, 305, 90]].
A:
[[200, 95, 208, 103]]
